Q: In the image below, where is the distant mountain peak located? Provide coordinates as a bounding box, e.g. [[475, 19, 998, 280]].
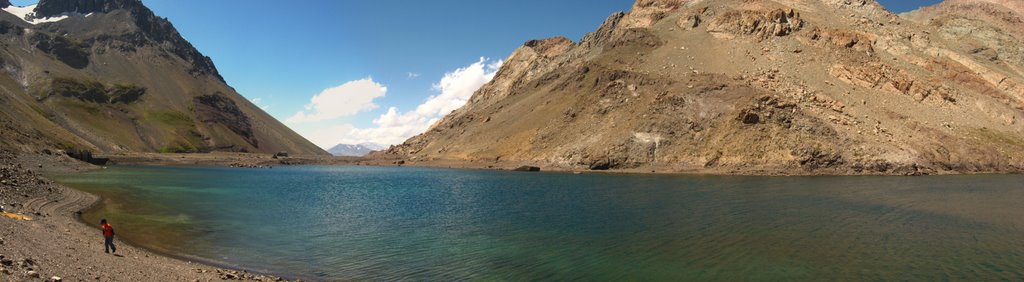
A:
[[328, 143, 388, 157], [0, 0, 326, 155]]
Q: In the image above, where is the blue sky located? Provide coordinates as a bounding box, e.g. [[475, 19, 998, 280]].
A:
[[877, 0, 944, 13], [9, 0, 942, 147], [154, 0, 636, 147]]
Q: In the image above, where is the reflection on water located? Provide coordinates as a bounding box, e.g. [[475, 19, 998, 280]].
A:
[[55, 166, 1024, 280]]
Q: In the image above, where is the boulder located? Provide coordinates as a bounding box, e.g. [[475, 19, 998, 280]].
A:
[[65, 149, 109, 166], [512, 166, 541, 172], [589, 160, 611, 170], [740, 112, 761, 124]]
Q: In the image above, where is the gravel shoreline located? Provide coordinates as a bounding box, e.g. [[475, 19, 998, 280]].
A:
[[0, 150, 291, 281]]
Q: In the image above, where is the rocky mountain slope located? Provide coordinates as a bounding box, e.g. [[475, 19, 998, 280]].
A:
[[0, 0, 325, 155], [379, 0, 1024, 175]]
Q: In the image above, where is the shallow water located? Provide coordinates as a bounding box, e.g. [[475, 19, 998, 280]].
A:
[[55, 166, 1024, 280]]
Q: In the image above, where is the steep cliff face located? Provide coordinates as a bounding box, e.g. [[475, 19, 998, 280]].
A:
[[380, 0, 1024, 175], [0, 0, 326, 155]]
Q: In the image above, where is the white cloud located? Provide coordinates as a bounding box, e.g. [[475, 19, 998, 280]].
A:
[[250, 98, 270, 110], [302, 124, 358, 149], [296, 58, 503, 148], [286, 78, 386, 124], [415, 57, 502, 117], [407, 72, 420, 79]]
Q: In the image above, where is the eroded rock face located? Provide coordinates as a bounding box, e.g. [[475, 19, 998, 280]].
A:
[[829, 63, 956, 102], [821, 0, 874, 8], [605, 28, 663, 49], [34, 0, 144, 17], [48, 78, 106, 103], [31, 33, 90, 69], [379, 0, 1024, 175], [193, 93, 256, 147], [707, 9, 804, 39], [804, 28, 875, 53], [523, 37, 575, 58], [581, 12, 626, 49], [933, 15, 1024, 73], [35, 0, 222, 81], [676, 7, 707, 30], [620, 0, 688, 29], [44, 78, 146, 104], [107, 84, 146, 104]]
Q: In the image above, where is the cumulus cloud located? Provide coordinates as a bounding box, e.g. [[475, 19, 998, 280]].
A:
[[286, 78, 386, 124], [357, 57, 502, 145], [416, 57, 502, 117], [302, 58, 503, 148], [302, 124, 358, 149], [250, 98, 270, 110]]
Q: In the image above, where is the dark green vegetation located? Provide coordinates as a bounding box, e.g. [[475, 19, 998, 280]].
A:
[[31, 32, 90, 69], [44, 77, 145, 104], [0, 0, 325, 155]]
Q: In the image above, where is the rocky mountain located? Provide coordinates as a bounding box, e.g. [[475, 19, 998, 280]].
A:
[[0, 0, 326, 155], [378, 0, 1024, 175], [327, 143, 387, 157]]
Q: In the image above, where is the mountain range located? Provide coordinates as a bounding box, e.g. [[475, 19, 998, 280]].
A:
[[0, 0, 325, 155], [377, 0, 1024, 175], [328, 142, 387, 157]]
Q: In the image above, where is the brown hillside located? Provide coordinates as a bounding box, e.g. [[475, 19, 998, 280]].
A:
[[378, 0, 1024, 175]]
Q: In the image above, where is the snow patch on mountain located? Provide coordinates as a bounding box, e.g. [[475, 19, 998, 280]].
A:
[[328, 143, 388, 157], [2, 4, 86, 25]]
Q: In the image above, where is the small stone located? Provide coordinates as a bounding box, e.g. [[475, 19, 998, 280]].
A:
[[51, 276, 63, 282], [27, 270, 40, 278]]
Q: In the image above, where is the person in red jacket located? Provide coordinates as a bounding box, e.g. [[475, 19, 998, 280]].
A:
[[100, 219, 116, 254]]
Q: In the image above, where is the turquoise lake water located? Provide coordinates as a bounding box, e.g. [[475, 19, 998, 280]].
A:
[[55, 166, 1024, 280]]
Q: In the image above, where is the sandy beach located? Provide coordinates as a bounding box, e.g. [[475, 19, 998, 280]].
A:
[[0, 150, 287, 281]]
